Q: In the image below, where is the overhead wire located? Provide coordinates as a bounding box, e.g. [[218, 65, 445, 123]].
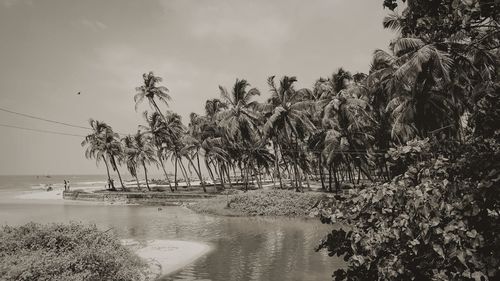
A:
[[0, 123, 86, 138], [0, 106, 128, 136], [0, 107, 91, 130]]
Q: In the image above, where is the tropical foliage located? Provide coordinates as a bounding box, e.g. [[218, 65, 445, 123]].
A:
[[0, 222, 147, 281], [79, 1, 499, 278]]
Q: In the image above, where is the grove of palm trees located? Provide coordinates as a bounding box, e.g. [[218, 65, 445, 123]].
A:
[[79, 1, 499, 280]]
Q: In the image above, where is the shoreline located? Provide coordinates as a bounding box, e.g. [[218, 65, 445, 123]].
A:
[[122, 239, 212, 279]]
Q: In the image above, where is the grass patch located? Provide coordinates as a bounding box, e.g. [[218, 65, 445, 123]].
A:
[[188, 196, 246, 217], [0, 222, 149, 281], [189, 190, 326, 217]]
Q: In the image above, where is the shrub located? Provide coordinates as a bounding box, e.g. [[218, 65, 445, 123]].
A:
[[228, 190, 325, 217], [0, 222, 148, 281], [317, 137, 500, 280]]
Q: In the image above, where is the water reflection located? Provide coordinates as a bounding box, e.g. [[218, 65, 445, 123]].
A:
[[0, 200, 342, 281]]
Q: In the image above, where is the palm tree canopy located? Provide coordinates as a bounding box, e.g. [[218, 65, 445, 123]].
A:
[[134, 71, 171, 111]]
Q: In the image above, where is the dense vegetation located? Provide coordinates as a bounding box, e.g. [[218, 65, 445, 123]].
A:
[[80, 0, 499, 279], [190, 190, 325, 217], [314, 1, 500, 280], [0, 223, 148, 281]]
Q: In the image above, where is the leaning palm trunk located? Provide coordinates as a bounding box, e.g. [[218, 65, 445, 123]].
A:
[[110, 155, 125, 190], [196, 152, 207, 191], [186, 156, 206, 192], [217, 161, 226, 189], [158, 155, 174, 192], [135, 175, 141, 189], [142, 161, 151, 191], [102, 155, 114, 190], [224, 165, 233, 189], [178, 158, 191, 187], [148, 97, 168, 124], [205, 158, 217, 186]]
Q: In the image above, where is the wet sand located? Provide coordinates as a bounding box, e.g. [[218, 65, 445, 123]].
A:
[[122, 239, 212, 278]]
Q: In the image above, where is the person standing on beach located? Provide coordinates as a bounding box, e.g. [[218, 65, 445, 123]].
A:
[[63, 180, 67, 191]]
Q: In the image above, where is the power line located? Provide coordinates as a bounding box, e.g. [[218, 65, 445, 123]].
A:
[[0, 106, 128, 136], [0, 107, 91, 130], [0, 123, 86, 138]]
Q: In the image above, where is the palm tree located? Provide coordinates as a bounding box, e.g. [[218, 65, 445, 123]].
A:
[[122, 135, 140, 189], [321, 85, 375, 191], [217, 79, 262, 188], [218, 79, 261, 142], [134, 72, 171, 123], [181, 134, 207, 192], [129, 131, 158, 191], [81, 119, 125, 190], [185, 113, 209, 192], [367, 36, 455, 143], [161, 111, 189, 190], [141, 111, 175, 191], [82, 119, 115, 190], [102, 128, 126, 190], [262, 76, 316, 191]]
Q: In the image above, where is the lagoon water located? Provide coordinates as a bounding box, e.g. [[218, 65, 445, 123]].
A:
[[0, 175, 342, 281]]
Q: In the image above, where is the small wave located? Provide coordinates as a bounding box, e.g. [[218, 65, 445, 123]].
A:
[[74, 181, 107, 185]]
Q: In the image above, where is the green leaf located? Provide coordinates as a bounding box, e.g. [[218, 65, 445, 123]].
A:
[[433, 243, 444, 258]]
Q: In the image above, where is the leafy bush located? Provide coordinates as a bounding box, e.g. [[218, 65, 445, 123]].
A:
[[229, 190, 325, 217], [317, 137, 500, 280], [0, 222, 148, 281], [187, 196, 247, 217]]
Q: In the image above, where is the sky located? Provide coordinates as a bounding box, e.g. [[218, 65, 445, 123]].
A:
[[0, 0, 396, 176]]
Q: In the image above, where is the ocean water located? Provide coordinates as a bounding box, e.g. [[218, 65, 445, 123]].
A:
[[0, 173, 170, 192], [0, 174, 107, 191]]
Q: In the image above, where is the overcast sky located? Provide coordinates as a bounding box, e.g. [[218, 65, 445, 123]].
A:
[[0, 0, 396, 175]]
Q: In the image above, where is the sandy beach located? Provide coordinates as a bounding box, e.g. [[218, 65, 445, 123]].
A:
[[122, 239, 212, 278]]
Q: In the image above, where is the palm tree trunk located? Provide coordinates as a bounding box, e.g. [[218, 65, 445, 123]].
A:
[[244, 162, 251, 192], [102, 156, 114, 191], [110, 155, 125, 190], [205, 158, 216, 185], [157, 150, 174, 192], [333, 163, 340, 193], [187, 156, 206, 192], [224, 164, 233, 189], [142, 161, 150, 191], [328, 164, 333, 193], [213, 160, 220, 179], [135, 175, 141, 190], [318, 154, 326, 190], [218, 162, 226, 189], [174, 156, 178, 191], [196, 152, 207, 192], [149, 98, 168, 124], [294, 133, 303, 191], [255, 166, 263, 189], [273, 137, 283, 189], [178, 158, 191, 187]]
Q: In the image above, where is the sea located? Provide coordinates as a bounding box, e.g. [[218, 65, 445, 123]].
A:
[[0, 173, 167, 193]]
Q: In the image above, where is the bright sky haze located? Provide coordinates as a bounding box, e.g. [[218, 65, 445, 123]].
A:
[[0, 0, 396, 175]]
